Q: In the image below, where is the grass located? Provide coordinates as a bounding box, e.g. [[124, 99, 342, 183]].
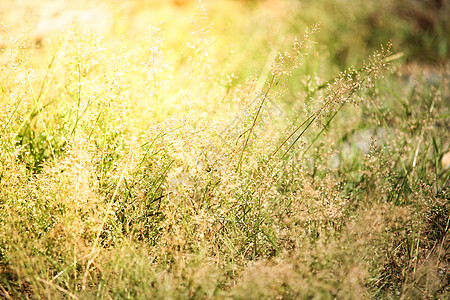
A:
[[0, 0, 449, 298]]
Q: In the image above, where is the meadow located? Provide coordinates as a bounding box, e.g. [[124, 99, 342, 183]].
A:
[[0, 0, 448, 298]]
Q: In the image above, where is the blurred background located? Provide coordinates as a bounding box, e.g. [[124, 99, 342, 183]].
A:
[[1, 0, 448, 67]]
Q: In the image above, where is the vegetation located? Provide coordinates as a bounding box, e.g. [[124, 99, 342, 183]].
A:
[[1, 0, 448, 298]]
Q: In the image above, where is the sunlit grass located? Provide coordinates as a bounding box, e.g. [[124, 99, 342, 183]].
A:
[[0, 0, 448, 298]]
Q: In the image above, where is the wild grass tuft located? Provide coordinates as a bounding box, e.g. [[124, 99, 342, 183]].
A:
[[1, 0, 448, 298]]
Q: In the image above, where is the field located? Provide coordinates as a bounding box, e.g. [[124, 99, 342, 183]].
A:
[[0, 0, 449, 298]]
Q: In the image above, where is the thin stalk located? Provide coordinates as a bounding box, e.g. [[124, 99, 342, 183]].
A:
[[72, 46, 82, 136], [16, 43, 60, 134], [236, 77, 274, 172], [83, 162, 129, 290], [26, 72, 55, 160], [300, 97, 346, 158]]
